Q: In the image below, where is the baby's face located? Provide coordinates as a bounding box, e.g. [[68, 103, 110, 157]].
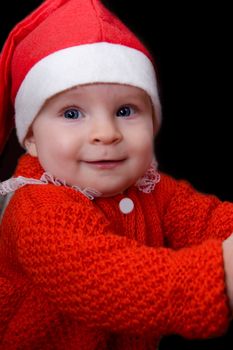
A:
[[26, 83, 154, 197]]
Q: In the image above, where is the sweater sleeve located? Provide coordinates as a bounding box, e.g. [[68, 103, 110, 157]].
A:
[[159, 174, 233, 248], [4, 184, 231, 339]]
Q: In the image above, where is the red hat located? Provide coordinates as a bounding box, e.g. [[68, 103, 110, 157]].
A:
[[0, 0, 161, 153]]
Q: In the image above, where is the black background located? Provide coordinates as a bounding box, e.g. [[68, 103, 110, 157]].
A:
[[0, 1, 233, 349]]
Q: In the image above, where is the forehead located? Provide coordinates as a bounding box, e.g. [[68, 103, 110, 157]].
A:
[[45, 83, 150, 105]]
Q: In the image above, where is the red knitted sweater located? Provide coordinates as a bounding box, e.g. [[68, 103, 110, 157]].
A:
[[1, 154, 233, 350]]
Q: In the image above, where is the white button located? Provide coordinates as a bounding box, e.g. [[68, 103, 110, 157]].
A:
[[119, 198, 134, 214]]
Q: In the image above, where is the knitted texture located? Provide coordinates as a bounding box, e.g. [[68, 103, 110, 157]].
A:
[[1, 154, 233, 349]]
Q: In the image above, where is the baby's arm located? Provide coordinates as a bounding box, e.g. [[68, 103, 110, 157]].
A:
[[159, 174, 233, 248], [161, 175, 233, 316], [3, 184, 231, 340]]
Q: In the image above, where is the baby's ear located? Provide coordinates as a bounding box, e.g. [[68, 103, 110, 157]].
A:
[[24, 131, 38, 157]]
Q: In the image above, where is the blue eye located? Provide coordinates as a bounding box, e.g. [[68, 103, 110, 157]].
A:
[[116, 105, 134, 118], [64, 108, 81, 119]]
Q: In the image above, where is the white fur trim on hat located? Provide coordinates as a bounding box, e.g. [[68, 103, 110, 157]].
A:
[[15, 42, 161, 144]]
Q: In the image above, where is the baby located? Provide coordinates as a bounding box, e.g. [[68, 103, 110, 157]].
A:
[[1, 1, 233, 349]]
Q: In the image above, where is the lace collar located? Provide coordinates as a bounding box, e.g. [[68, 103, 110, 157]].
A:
[[0, 160, 160, 200]]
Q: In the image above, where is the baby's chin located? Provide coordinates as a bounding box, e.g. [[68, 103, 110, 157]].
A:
[[66, 176, 137, 198]]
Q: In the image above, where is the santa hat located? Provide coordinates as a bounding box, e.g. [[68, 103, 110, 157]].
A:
[[0, 0, 161, 153]]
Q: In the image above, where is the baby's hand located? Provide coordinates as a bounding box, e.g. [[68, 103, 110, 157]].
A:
[[223, 234, 233, 311]]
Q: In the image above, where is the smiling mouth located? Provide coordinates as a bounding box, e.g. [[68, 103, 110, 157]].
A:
[[87, 159, 124, 163], [84, 159, 126, 169]]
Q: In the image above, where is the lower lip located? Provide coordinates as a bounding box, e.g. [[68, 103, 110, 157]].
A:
[[85, 160, 125, 169]]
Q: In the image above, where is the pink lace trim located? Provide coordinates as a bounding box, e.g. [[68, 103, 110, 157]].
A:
[[135, 159, 160, 193], [0, 161, 160, 200], [0, 173, 101, 200]]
